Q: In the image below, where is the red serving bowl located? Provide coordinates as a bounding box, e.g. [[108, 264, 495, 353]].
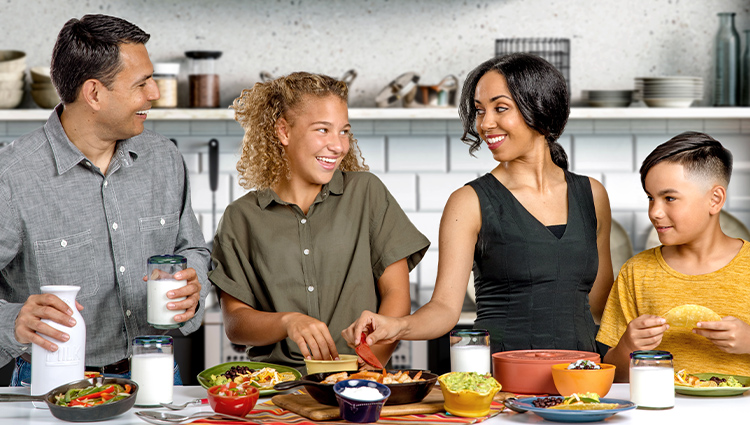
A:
[[492, 349, 600, 395], [207, 384, 259, 417]]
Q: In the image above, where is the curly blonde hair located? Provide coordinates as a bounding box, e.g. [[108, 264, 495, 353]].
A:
[[232, 72, 368, 191]]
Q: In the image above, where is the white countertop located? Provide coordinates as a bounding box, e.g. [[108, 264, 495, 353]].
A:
[[0, 383, 746, 424], [1, 107, 750, 121]]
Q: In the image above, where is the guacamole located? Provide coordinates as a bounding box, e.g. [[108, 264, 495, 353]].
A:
[[440, 372, 501, 395]]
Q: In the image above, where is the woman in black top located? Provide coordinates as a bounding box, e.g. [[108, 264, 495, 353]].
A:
[[344, 53, 614, 354]]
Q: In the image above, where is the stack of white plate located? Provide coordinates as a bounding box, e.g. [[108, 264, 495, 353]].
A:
[[636, 77, 703, 108], [584, 90, 633, 107], [30, 66, 60, 109], [0, 50, 26, 109]]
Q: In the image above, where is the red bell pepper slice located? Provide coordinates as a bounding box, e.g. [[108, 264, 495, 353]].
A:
[[354, 332, 384, 369], [74, 385, 116, 401]]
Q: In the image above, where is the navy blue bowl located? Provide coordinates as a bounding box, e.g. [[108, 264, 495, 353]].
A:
[[334, 379, 391, 423]]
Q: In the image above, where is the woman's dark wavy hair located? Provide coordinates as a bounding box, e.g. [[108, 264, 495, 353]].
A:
[[639, 131, 733, 190], [51, 14, 150, 104], [458, 53, 570, 169]]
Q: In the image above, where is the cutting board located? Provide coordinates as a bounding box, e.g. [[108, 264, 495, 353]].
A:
[[271, 387, 445, 421]]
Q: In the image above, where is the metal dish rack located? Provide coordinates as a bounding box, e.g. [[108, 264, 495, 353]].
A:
[[495, 38, 571, 95]]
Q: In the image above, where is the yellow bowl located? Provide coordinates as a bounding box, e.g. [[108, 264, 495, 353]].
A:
[[438, 372, 501, 418], [304, 354, 359, 375], [551, 363, 616, 397]]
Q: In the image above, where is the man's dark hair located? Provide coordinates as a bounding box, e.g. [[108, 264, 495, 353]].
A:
[[51, 14, 150, 104], [639, 131, 733, 190]]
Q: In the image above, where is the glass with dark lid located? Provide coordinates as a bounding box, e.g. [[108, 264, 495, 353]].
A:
[[185, 50, 222, 108]]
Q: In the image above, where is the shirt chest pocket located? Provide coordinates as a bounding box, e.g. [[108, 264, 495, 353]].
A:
[[139, 212, 180, 262], [34, 230, 100, 299]]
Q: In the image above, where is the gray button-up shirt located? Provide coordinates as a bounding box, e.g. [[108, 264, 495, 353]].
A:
[[0, 106, 210, 367]]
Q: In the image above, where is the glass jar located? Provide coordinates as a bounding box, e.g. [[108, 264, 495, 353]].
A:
[[449, 329, 490, 374], [147, 255, 187, 329], [714, 12, 740, 106], [629, 350, 674, 409], [185, 50, 222, 108], [152, 63, 179, 108], [131, 335, 174, 406]]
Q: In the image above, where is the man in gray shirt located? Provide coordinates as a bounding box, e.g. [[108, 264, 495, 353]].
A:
[[0, 14, 210, 384]]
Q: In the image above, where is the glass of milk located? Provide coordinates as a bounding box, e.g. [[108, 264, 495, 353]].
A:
[[629, 350, 674, 409], [147, 255, 188, 329], [131, 335, 174, 406], [449, 329, 491, 374]]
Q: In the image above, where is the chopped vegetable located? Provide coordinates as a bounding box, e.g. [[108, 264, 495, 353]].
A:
[[54, 383, 133, 408]]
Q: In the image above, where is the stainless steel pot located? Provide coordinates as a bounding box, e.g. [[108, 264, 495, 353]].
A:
[[403, 74, 458, 108]]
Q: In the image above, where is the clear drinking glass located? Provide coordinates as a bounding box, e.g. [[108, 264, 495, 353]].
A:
[[449, 329, 491, 374], [131, 335, 174, 406], [629, 350, 674, 409], [147, 255, 187, 329]]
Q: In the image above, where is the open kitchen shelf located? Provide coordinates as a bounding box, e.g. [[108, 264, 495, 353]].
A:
[[2, 107, 750, 121]]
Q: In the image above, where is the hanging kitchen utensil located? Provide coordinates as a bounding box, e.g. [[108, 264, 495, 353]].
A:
[[375, 72, 420, 107], [354, 332, 384, 369], [403, 74, 459, 108], [208, 139, 219, 235]]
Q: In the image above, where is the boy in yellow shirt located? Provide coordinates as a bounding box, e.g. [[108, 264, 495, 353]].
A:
[[597, 131, 750, 382]]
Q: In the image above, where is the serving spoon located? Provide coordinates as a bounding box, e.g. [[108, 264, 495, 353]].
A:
[[135, 410, 256, 424]]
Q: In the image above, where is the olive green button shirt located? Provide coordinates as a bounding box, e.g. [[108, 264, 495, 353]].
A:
[[209, 170, 430, 368]]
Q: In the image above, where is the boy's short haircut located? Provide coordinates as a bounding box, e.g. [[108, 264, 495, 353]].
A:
[[639, 131, 733, 190]]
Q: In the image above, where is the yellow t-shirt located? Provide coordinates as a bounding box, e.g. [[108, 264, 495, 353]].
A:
[[597, 240, 750, 376]]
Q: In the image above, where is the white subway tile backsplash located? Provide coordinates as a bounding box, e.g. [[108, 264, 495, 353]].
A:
[[406, 212, 442, 246], [374, 120, 410, 135], [411, 120, 448, 135], [356, 136, 386, 172], [605, 173, 645, 210], [741, 120, 750, 134], [594, 119, 631, 134], [634, 210, 656, 252], [200, 210, 224, 244], [716, 135, 750, 171], [182, 153, 201, 174], [153, 120, 192, 136], [352, 120, 375, 136], [0, 121, 7, 135], [190, 120, 228, 136], [564, 120, 594, 134], [168, 136, 243, 153], [227, 121, 245, 136], [232, 184, 252, 202], [704, 119, 741, 134], [629, 120, 667, 134], [667, 119, 703, 134], [373, 172, 418, 212], [727, 172, 750, 209], [449, 136, 498, 172], [7, 121, 44, 136], [635, 135, 669, 168], [573, 135, 634, 172], [218, 153, 241, 173], [190, 173, 232, 212], [418, 173, 478, 211], [448, 120, 465, 134], [387, 136, 447, 172], [417, 249, 439, 289]]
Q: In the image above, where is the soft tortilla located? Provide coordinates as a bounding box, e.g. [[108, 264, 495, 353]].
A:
[[664, 304, 721, 329]]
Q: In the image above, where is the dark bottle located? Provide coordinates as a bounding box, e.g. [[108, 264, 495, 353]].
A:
[[714, 13, 740, 106]]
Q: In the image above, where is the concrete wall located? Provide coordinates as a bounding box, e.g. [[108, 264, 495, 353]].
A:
[[2, 0, 749, 107]]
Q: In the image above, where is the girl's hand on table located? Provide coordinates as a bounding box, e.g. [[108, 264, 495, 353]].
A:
[[694, 316, 750, 354], [282, 312, 339, 360]]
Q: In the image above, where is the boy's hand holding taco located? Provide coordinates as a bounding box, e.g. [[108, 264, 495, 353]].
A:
[[620, 315, 669, 352], [693, 316, 750, 355]]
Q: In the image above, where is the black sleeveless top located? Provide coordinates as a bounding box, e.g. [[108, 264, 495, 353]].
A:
[[467, 170, 599, 353]]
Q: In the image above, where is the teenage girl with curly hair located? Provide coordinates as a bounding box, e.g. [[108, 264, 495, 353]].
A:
[[209, 72, 429, 369]]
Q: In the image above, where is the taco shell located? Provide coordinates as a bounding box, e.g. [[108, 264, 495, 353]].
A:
[[664, 304, 721, 329]]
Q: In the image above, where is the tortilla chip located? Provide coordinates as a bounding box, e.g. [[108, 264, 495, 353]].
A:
[[664, 304, 721, 329]]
